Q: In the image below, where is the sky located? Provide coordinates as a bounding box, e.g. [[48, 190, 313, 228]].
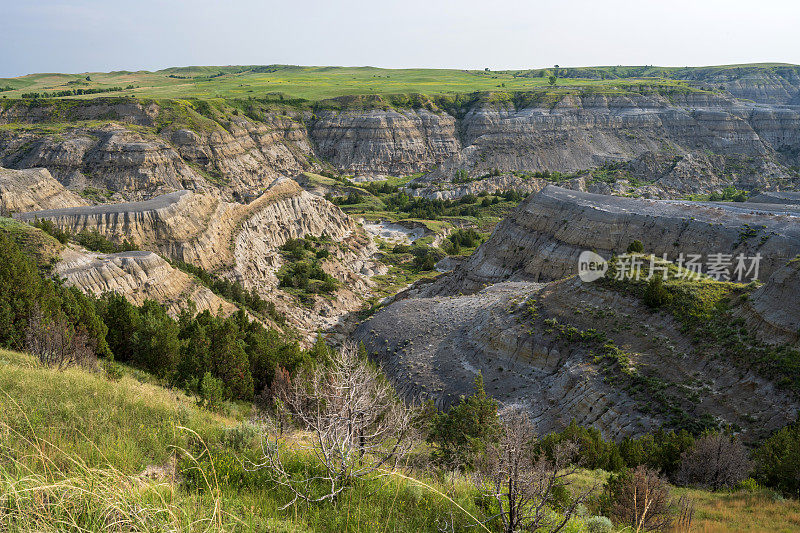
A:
[[1, 0, 799, 77]]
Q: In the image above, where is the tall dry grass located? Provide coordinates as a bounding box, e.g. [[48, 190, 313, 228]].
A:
[[0, 399, 233, 532]]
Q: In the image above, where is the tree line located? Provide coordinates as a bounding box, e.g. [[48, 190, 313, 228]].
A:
[[20, 85, 134, 99], [0, 232, 326, 405]]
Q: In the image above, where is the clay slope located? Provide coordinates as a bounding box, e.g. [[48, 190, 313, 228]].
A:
[[356, 279, 799, 440], [55, 247, 236, 317], [426, 185, 800, 296], [0, 166, 87, 214]]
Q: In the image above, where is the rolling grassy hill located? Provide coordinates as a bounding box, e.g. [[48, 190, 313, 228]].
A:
[[2, 63, 795, 102]]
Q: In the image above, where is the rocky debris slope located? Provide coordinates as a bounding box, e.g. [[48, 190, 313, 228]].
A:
[[425, 186, 800, 297], [356, 279, 799, 440], [0, 166, 87, 213], [55, 247, 236, 317]]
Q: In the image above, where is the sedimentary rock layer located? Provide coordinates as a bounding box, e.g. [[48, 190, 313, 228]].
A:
[[55, 247, 236, 317], [1, 90, 798, 200], [0, 166, 87, 213], [427, 186, 800, 296]]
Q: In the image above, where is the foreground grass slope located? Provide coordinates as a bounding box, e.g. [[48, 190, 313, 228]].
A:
[[0, 349, 489, 532], [2, 348, 800, 531]]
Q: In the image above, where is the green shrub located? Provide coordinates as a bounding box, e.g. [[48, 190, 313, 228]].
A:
[[585, 515, 613, 533], [75, 229, 138, 253], [428, 373, 501, 469], [103, 360, 124, 381], [278, 259, 339, 294], [736, 477, 762, 493], [198, 372, 225, 410], [537, 419, 625, 471], [448, 228, 482, 248], [221, 421, 260, 452], [754, 421, 800, 498], [643, 275, 672, 308], [626, 240, 644, 253], [31, 219, 70, 244]]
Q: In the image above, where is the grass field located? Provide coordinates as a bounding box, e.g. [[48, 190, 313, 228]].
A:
[[3, 348, 799, 531], [3, 63, 785, 102]]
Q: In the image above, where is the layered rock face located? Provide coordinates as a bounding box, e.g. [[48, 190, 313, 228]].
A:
[[356, 279, 800, 440], [308, 108, 460, 176], [20, 178, 383, 336], [55, 247, 236, 317], [411, 92, 800, 197], [4, 87, 797, 201], [0, 101, 314, 200], [679, 65, 800, 104], [0, 126, 204, 199], [15, 189, 219, 252], [0, 166, 87, 213], [167, 114, 315, 194], [426, 186, 800, 296]]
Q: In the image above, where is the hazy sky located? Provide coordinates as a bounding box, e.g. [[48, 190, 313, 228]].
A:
[[2, 0, 798, 77]]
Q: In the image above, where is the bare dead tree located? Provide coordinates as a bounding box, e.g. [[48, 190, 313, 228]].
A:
[[676, 432, 752, 490], [25, 307, 96, 370], [473, 408, 596, 533], [253, 341, 416, 508], [611, 465, 673, 532], [673, 494, 695, 533]]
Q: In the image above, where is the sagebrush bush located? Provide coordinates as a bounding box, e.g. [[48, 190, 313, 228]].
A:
[[585, 515, 613, 533]]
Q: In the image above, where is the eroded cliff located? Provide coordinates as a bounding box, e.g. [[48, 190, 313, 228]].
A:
[[1, 85, 798, 203], [425, 186, 800, 296], [55, 247, 237, 317], [0, 166, 87, 213], [19, 178, 384, 336]]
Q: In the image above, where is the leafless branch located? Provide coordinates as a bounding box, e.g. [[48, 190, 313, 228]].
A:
[[251, 341, 417, 508], [473, 407, 596, 533]]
